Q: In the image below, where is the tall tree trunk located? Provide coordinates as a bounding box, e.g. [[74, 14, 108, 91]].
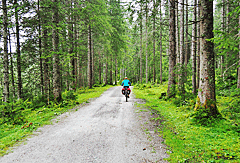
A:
[[68, 0, 75, 90], [42, 26, 49, 103], [77, 24, 81, 87], [3, 0, 9, 102], [185, 0, 189, 75], [74, 16, 78, 88], [176, 0, 179, 65], [145, 2, 148, 84], [103, 53, 106, 84], [179, 0, 185, 94], [52, 0, 61, 102], [159, 0, 163, 84], [76, 53, 80, 87], [91, 33, 94, 86], [221, 0, 225, 75], [14, 0, 22, 100], [140, 3, 143, 83], [196, 0, 201, 89], [9, 29, 15, 99], [115, 56, 117, 84], [167, 0, 176, 97], [37, 0, 44, 95], [153, 0, 156, 83], [79, 53, 84, 87], [237, 11, 240, 88], [110, 54, 113, 85], [99, 51, 102, 84], [225, 0, 230, 70], [226, 0, 230, 32], [105, 55, 108, 85], [197, 0, 220, 116], [38, 0, 44, 95], [192, 0, 197, 94], [88, 24, 93, 88]]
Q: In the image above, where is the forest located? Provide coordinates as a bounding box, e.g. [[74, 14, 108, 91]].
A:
[[0, 0, 240, 162]]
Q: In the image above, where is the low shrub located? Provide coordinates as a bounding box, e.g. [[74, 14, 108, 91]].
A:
[[62, 90, 77, 101], [0, 99, 31, 125]]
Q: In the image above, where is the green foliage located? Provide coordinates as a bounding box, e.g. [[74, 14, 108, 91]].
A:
[[220, 97, 240, 127], [62, 90, 77, 101], [134, 83, 240, 162], [190, 108, 222, 126], [134, 83, 154, 90], [0, 99, 31, 125]]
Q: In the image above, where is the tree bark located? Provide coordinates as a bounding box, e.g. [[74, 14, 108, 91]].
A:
[[225, 0, 230, 70], [79, 53, 84, 87], [179, 0, 185, 94], [176, 0, 179, 65], [197, 0, 220, 116], [92, 36, 95, 85], [196, 0, 201, 89], [42, 25, 50, 102], [14, 0, 22, 100], [237, 11, 240, 88], [145, 2, 148, 84], [185, 0, 189, 76], [52, 0, 62, 102], [8, 29, 15, 99], [105, 55, 108, 85], [3, 0, 9, 102], [221, 0, 225, 75], [88, 24, 93, 88], [153, 0, 156, 83], [115, 56, 117, 85], [167, 0, 176, 97], [99, 51, 102, 84], [159, 0, 163, 84], [68, 0, 75, 90], [140, 3, 143, 83], [103, 53, 106, 84], [74, 15, 78, 88], [192, 0, 197, 94], [38, 0, 44, 95], [110, 54, 113, 85]]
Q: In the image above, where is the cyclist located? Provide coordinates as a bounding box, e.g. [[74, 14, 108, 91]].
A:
[[121, 77, 131, 98]]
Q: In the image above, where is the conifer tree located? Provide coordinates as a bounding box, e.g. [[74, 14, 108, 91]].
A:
[[52, 0, 62, 102], [196, 0, 220, 117], [191, 0, 197, 94], [167, 0, 176, 97], [3, 0, 9, 102]]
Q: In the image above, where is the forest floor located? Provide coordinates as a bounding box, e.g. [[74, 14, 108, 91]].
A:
[[134, 83, 240, 162], [0, 86, 169, 163]]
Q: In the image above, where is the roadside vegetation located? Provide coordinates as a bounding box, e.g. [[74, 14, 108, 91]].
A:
[[0, 0, 239, 161], [0, 85, 112, 156], [133, 82, 239, 162]]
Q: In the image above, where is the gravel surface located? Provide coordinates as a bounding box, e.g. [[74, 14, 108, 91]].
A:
[[1, 86, 168, 163]]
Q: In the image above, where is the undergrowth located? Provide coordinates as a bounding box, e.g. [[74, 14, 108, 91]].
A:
[[133, 82, 240, 162], [0, 85, 112, 156]]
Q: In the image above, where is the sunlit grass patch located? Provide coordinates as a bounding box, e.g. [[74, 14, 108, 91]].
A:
[[133, 83, 240, 162]]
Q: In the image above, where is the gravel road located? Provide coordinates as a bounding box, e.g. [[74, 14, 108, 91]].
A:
[[1, 86, 168, 163]]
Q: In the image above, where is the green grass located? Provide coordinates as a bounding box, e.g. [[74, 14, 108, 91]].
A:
[[0, 85, 112, 156], [133, 83, 240, 162]]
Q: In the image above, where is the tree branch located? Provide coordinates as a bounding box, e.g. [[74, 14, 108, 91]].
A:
[[223, 60, 240, 81]]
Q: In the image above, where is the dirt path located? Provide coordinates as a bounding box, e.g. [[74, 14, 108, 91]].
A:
[[0, 86, 168, 163]]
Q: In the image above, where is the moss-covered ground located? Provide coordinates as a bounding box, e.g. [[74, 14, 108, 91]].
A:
[[133, 83, 239, 163]]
